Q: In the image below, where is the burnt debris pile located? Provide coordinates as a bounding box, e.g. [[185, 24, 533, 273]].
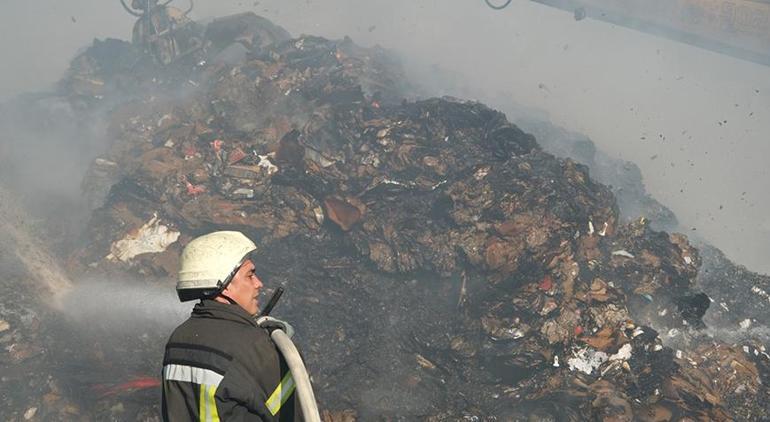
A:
[[2, 12, 768, 422]]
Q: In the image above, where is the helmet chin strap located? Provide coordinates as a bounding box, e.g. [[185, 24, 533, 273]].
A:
[[218, 293, 238, 305], [210, 260, 245, 305]]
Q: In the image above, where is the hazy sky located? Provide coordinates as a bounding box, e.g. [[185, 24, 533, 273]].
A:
[[1, 0, 768, 274]]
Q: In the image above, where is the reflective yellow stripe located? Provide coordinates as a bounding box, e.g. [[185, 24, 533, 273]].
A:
[[208, 385, 220, 421], [265, 372, 296, 416], [198, 384, 220, 422]]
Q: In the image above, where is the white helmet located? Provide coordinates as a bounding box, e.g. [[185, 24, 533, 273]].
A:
[[177, 231, 257, 301]]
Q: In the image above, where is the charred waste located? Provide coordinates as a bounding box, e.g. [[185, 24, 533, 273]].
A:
[[0, 11, 768, 422]]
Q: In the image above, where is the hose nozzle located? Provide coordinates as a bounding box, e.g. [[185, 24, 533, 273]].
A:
[[259, 287, 284, 317]]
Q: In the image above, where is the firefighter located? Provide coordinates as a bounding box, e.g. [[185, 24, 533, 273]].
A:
[[162, 231, 302, 421]]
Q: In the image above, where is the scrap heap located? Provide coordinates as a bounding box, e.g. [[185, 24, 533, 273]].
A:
[[5, 12, 768, 421]]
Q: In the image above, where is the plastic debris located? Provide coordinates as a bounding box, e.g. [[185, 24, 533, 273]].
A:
[[106, 215, 180, 262], [611, 249, 635, 258], [567, 347, 609, 375]]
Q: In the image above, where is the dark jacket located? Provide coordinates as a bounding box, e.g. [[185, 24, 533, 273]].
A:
[[162, 299, 301, 421]]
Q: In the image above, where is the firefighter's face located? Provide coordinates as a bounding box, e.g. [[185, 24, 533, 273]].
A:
[[223, 259, 263, 315]]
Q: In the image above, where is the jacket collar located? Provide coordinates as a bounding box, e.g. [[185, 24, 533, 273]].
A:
[[192, 299, 259, 327]]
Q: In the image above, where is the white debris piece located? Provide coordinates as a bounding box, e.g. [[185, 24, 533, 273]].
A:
[[739, 319, 752, 330], [233, 188, 255, 198], [553, 355, 560, 367], [676, 350, 683, 359], [431, 180, 448, 191], [567, 347, 609, 375], [474, 166, 490, 180], [303, 148, 335, 167], [588, 221, 595, 235], [684, 256, 693, 265], [720, 302, 730, 312], [157, 114, 173, 128], [106, 215, 180, 262], [751, 286, 770, 304], [257, 154, 279, 175], [743, 345, 751, 354], [598, 222, 608, 236], [612, 250, 635, 258], [382, 178, 408, 187], [609, 343, 633, 361], [24, 407, 37, 420], [94, 158, 118, 168], [313, 206, 324, 225]]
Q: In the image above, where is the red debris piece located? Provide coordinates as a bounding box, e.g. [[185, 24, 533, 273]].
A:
[[324, 196, 363, 231], [228, 147, 247, 164], [92, 377, 161, 398], [574, 326, 584, 336], [539, 275, 553, 291], [211, 139, 224, 153], [183, 145, 197, 159], [185, 178, 206, 196]]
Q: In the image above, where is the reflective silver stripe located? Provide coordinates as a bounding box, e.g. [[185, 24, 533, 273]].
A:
[[200, 384, 208, 422], [163, 364, 224, 387]]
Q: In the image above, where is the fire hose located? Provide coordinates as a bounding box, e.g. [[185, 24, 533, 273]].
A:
[[258, 287, 321, 422], [271, 329, 321, 422]]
